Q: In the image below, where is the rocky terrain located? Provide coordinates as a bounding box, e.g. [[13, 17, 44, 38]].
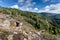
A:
[[0, 7, 60, 40], [0, 12, 59, 40]]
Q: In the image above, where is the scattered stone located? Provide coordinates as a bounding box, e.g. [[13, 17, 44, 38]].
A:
[[7, 35, 13, 40], [24, 38, 27, 40], [20, 22, 23, 26], [13, 32, 18, 34]]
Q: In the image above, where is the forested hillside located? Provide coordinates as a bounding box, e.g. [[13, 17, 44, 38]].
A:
[[0, 7, 60, 35], [0, 7, 60, 40]]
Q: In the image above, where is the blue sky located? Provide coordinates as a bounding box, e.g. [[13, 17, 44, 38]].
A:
[[0, 0, 60, 13]]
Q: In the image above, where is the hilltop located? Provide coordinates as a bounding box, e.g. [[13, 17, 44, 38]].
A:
[[0, 7, 60, 40]]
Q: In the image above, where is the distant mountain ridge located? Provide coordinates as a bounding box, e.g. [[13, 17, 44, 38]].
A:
[[40, 12, 57, 17]]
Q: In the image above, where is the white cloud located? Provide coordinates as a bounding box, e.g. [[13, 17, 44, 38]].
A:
[[30, 8, 39, 12], [10, 0, 36, 12], [24, 3, 60, 13], [42, 0, 56, 3], [18, 0, 36, 9], [10, 5, 19, 9], [20, 7, 32, 11], [19, 7, 39, 12], [18, 0, 24, 3], [22, 0, 36, 7], [44, 6, 50, 11], [17, 0, 36, 11], [42, 0, 50, 2], [10, 0, 60, 14], [34, 8, 39, 11], [10, 3, 60, 14], [38, 3, 60, 13]]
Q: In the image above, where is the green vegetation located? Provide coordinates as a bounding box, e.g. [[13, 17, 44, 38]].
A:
[[0, 7, 60, 36], [0, 31, 3, 35]]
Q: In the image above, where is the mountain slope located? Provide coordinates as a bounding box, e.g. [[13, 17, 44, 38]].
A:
[[0, 7, 60, 40]]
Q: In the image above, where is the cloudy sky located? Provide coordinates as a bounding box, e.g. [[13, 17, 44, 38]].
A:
[[0, 0, 60, 13]]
